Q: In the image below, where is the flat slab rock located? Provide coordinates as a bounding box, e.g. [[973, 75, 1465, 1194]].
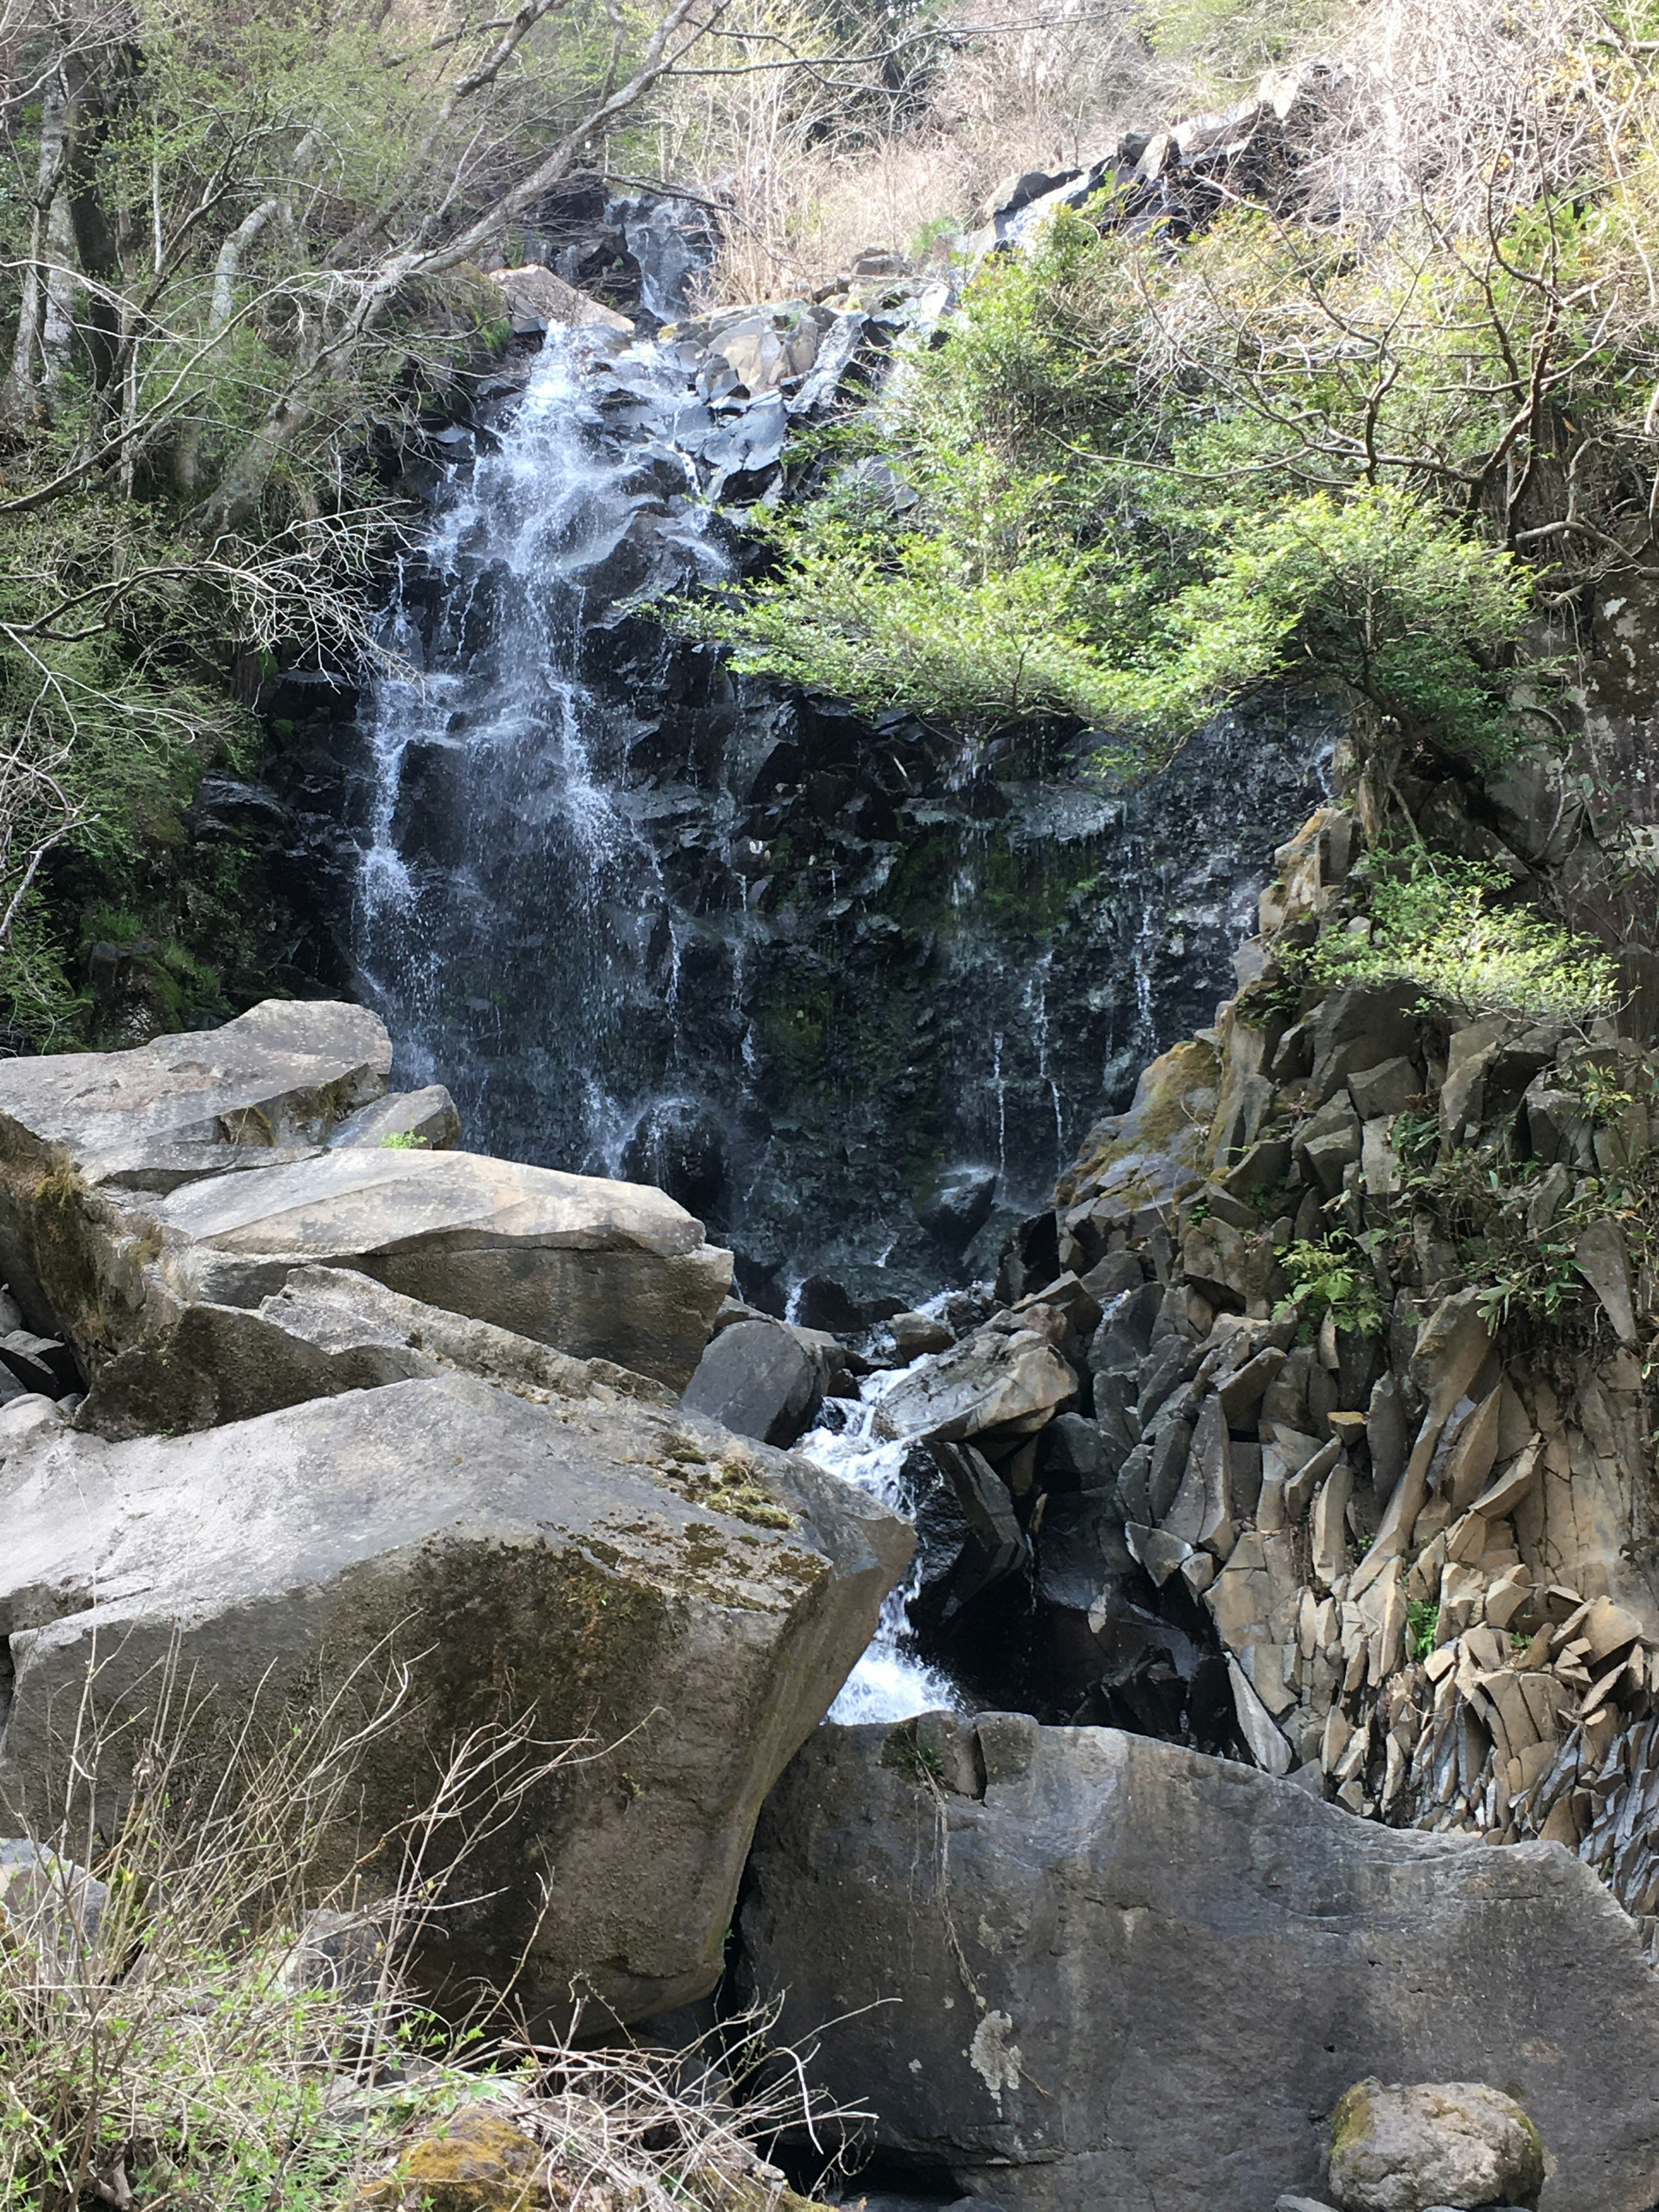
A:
[[876, 1323, 1075, 1446], [736, 1717, 1659, 2212], [0, 998, 391, 1173], [73, 1264, 677, 1439], [0, 1373, 910, 2026], [148, 1145, 732, 1392]]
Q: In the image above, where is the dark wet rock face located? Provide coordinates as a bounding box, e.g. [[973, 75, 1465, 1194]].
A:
[[260, 195, 1327, 1312]]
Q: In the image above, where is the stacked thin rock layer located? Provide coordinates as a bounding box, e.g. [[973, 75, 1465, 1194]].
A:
[[874, 784, 1659, 1951]]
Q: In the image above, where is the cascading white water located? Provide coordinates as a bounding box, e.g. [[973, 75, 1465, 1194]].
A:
[[342, 292, 1330, 1725], [353, 331, 723, 1167], [796, 1367, 959, 1723], [353, 329, 962, 1717]]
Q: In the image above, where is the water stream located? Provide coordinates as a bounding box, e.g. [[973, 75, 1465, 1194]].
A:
[[798, 1366, 961, 1723], [353, 332, 725, 1174], [346, 304, 1329, 1717]]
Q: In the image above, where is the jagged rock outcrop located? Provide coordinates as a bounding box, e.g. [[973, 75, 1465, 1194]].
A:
[[817, 787, 1659, 1947], [738, 1715, 1659, 2212], [973, 62, 1352, 254], [0, 1348, 908, 2029]]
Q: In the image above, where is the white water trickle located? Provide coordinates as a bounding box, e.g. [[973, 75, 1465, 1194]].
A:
[[797, 1371, 959, 1725], [992, 1029, 1007, 1179]]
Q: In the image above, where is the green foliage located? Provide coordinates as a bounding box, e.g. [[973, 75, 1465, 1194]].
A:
[[379, 1130, 430, 1148], [1274, 1232, 1389, 1337], [1407, 1599, 1440, 1662], [1391, 1105, 1441, 1174], [1475, 1234, 1587, 1331], [1309, 850, 1621, 1021], [680, 208, 1537, 768], [1558, 1059, 1638, 1126], [0, 0, 700, 1047]]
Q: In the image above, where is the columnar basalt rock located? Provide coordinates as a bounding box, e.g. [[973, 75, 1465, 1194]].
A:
[[827, 787, 1659, 1946]]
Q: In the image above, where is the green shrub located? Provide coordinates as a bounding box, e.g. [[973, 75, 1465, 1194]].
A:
[[677, 210, 1535, 772], [1407, 1599, 1440, 1661], [1311, 851, 1620, 1021], [1274, 1233, 1389, 1338]]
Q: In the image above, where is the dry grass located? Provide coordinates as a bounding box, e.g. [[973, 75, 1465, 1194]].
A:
[[1307, 0, 1626, 228], [662, 0, 1169, 303], [660, 0, 1646, 306], [0, 1637, 855, 2212]]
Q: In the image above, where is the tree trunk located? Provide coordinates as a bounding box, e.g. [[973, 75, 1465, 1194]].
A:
[[63, 50, 127, 401], [175, 197, 296, 501], [40, 190, 79, 405], [0, 69, 70, 426]]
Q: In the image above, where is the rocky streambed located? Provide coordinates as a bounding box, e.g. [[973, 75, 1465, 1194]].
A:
[[667, 772, 1659, 2212], [0, 935, 1654, 2210]]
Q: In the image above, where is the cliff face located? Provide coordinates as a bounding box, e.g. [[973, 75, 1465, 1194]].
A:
[[256, 262, 1328, 1317], [906, 748, 1659, 1941]]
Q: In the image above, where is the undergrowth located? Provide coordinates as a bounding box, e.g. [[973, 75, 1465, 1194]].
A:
[[0, 1641, 844, 2211], [1309, 852, 1620, 1025]]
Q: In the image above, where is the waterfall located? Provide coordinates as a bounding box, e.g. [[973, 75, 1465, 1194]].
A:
[[797, 1369, 960, 1723], [347, 301, 1330, 1308], [340, 287, 1332, 1727], [353, 331, 724, 1176]]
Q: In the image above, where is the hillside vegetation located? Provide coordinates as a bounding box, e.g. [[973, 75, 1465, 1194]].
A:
[[0, 0, 827, 1043], [5, 0, 1657, 1046], [686, 0, 1659, 817]]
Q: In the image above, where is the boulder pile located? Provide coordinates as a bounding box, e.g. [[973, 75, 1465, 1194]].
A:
[[0, 1001, 909, 2026]]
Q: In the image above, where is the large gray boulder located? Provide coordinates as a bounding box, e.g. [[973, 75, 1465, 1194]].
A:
[[0, 1002, 731, 1394], [0, 999, 392, 1343], [0, 1373, 909, 2028], [144, 1147, 729, 1391], [73, 1263, 676, 1438], [1328, 2078, 1545, 2212], [736, 1716, 1659, 2212], [680, 1317, 822, 1446]]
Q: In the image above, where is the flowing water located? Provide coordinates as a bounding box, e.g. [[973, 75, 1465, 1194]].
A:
[[353, 333, 725, 1175], [346, 308, 1328, 1716], [798, 1369, 962, 1723], [347, 321, 1328, 1303]]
